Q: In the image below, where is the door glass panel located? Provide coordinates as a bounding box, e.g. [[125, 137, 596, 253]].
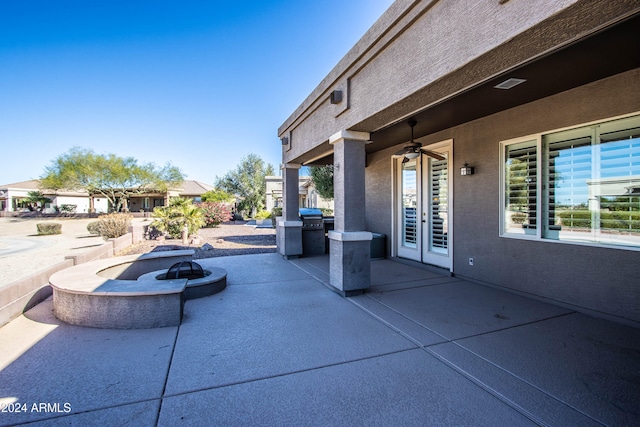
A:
[[402, 159, 418, 248], [429, 156, 448, 253]]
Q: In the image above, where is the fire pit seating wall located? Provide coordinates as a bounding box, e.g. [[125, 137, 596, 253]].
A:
[[49, 250, 227, 329]]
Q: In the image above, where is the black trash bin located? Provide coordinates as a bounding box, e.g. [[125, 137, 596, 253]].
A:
[[323, 217, 334, 254]]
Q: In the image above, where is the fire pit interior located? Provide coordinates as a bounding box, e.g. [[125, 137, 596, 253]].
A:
[[165, 261, 206, 280]]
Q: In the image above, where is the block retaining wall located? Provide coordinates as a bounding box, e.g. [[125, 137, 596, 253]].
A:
[[0, 224, 146, 327]]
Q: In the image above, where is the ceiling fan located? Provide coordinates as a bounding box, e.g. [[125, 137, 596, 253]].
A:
[[394, 119, 445, 162]]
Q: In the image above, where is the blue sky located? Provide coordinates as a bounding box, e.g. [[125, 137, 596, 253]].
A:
[[0, 0, 393, 185]]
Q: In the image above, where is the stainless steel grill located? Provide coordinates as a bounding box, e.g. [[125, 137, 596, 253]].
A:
[[299, 208, 325, 255], [299, 208, 323, 230]]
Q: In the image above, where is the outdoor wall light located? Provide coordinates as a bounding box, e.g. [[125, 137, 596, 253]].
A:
[[281, 137, 289, 145], [460, 163, 475, 176], [330, 90, 343, 104]]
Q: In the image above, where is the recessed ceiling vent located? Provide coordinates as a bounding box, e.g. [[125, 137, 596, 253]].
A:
[[494, 78, 527, 90]]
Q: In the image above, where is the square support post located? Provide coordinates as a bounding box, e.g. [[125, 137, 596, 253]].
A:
[[328, 130, 372, 295], [277, 163, 303, 258]]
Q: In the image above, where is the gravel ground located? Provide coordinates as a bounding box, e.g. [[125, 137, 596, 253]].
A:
[[0, 217, 108, 285], [0, 218, 275, 285], [118, 221, 277, 259]]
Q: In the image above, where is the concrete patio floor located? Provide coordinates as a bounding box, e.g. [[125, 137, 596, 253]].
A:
[[1, 253, 638, 426]]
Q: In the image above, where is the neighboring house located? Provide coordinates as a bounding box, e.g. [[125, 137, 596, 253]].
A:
[[0, 180, 109, 213], [0, 180, 214, 213], [277, 1, 640, 326], [265, 175, 334, 213], [128, 180, 215, 212], [178, 180, 216, 203]]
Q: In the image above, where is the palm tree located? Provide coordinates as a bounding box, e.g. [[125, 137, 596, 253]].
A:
[[151, 198, 205, 239]]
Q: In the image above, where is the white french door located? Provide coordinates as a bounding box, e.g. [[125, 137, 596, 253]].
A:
[[396, 140, 452, 270]]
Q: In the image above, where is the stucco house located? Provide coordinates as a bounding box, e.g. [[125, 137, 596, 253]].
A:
[[277, 0, 640, 326], [265, 175, 334, 213], [0, 180, 109, 213], [0, 179, 214, 214]]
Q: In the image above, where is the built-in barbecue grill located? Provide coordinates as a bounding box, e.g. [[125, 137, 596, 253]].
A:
[[299, 208, 325, 256], [299, 208, 323, 230]]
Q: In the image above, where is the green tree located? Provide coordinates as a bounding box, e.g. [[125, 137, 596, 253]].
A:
[[201, 188, 234, 203], [40, 147, 184, 212], [23, 191, 52, 212], [215, 153, 274, 217], [309, 165, 334, 200]]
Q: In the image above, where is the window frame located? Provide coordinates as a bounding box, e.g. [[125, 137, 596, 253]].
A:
[[499, 112, 640, 251]]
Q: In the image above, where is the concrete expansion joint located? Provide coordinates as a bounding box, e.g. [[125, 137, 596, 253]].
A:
[[348, 296, 425, 348], [422, 345, 548, 426], [351, 292, 554, 426], [155, 323, 181, 425], [158, 348, 417, 401]]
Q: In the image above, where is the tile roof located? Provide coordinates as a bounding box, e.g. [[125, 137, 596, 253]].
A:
[[178, 180, 215, 196]]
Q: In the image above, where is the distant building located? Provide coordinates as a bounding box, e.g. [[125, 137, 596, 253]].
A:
[[265, 175, 333, 213], [0, 179, 214, 214]]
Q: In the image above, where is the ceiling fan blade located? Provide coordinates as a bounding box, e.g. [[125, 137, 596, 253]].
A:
[[420, 149, 446, 161], [394, 148, 409, 156], [402, 156, 410, 163]]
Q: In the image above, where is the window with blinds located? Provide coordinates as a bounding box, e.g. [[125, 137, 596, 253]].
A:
[[502, 113, 640, 249], [504, 140, 537, 235], [543, 128, 592, 240]]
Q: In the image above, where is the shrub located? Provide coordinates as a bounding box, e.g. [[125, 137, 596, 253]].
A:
[[557, 209, 640, 231], [59, 204, 77, 214], [37, 222, 61, 235], [271, 206, 282, 218], [151, 198, 206, 238], [510, 212, 527, 225], [95, 213, 133, 240], [199, 202, 232, 228], [557, 210, 591, 228], [255, 210, 271, 220], [87, 221, 101, 235]]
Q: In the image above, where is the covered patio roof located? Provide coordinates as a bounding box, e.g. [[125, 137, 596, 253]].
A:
[[304, 10, 640, 165]]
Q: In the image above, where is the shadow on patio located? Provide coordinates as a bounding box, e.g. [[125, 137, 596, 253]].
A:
[[0, 253, 638, 426]]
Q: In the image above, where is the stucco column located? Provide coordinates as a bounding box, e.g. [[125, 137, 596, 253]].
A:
[[328, 130, 372, 295], [277, 163, 303, 258]]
